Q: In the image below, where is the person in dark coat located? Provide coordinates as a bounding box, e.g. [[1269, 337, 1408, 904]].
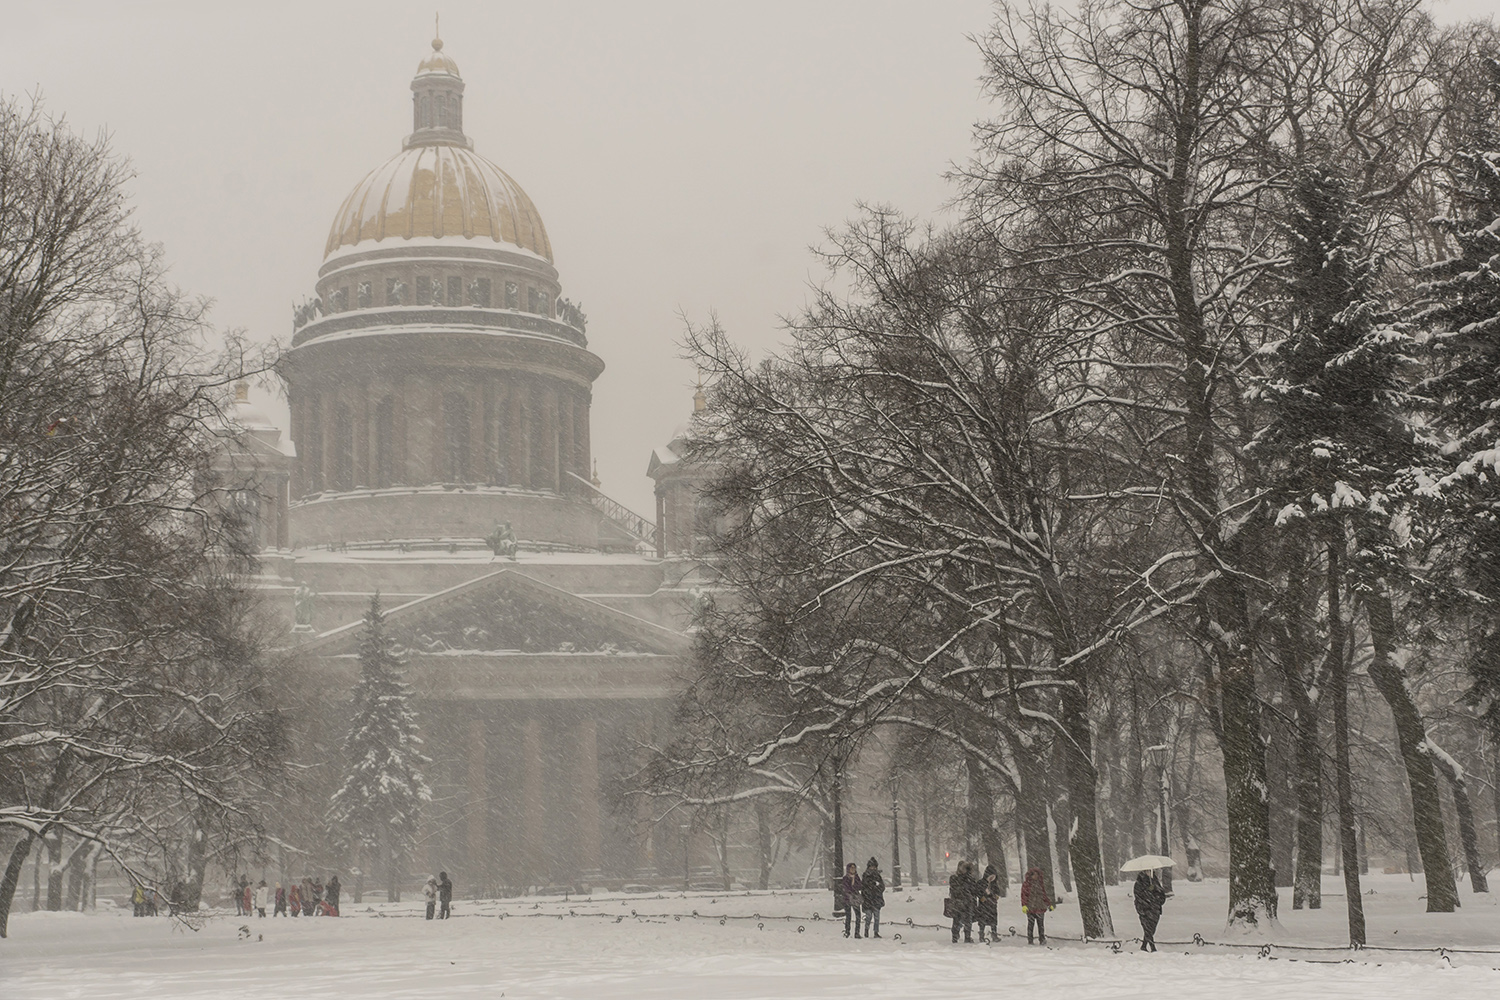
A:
[[1020, 866, 1052, 945], [948, 860, 976, 943], [861, 858, 886, 939], [840, 862, 863, 939], [273, 882, 287, 917], [301, 877, 315, 916], [326, 874, 341, 915], [1133, 871, 1167, 951], [975, 865, 1001, 943], [438, 871, 453, 919]]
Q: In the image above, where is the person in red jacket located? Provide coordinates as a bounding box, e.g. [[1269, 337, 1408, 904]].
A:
[[1020, 867, 1052, 945], [288, 882, 301, 918]]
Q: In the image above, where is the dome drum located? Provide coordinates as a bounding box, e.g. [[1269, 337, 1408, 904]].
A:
[[283, 35, 610, 551]]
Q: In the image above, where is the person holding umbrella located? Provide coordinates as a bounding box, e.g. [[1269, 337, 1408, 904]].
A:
[[1121, 854, 1173, 951]]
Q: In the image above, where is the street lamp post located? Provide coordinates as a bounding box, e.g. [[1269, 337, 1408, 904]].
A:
[[1148, 743, 1173, 892]]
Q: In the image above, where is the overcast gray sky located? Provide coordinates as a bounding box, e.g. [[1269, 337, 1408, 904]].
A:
[[2, 1, 1494, 515]]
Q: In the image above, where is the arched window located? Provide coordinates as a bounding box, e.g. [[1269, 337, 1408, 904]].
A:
[[444, 392, 470, 483]]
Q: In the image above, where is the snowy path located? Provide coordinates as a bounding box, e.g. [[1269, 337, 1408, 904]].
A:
[[3, 876, 1495, 998]]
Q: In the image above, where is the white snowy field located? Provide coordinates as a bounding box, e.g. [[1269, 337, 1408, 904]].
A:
[[3, 874, 1497, 999]]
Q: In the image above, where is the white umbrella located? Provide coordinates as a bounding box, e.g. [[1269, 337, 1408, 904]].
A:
[[1120, 854, 1175, 872]]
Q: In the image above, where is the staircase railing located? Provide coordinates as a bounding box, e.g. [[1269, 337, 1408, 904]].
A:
[[567, 471, 657, 549]]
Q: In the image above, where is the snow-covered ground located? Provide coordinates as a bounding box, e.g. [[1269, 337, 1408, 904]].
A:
[[3, 874, 1496, 998]]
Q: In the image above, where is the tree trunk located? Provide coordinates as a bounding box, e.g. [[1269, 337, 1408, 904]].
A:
[[1014, 734, 1056, 900], [920, 788, 933, 886], [906, 799, 921, 887], [1365, 591, 1459, 912], [1267, 720, 1296, 890], [0, 835, 34, 938], [1034, 557, 1114, 938], [965, 756, 1010, 897], [1292, 695, 1323, 909], [716, 809, 734, 892], [1492, 719, 1500, 863], [1328, 544, 1364, 946], [1178, 721, 1203, 882], [1215, 632, 1279, 925], [756, 799, 773, 891], [830, 769, 845, 915], [45, 833, 63, 911], [1050, 801, 1074, 894], [1431, 743, 1488, 893]]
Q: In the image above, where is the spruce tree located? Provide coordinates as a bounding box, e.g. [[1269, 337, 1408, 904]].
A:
[[1426, 58, 1500, 877], [1254, 166, 1430, 940], [328, 593, 431, 903]]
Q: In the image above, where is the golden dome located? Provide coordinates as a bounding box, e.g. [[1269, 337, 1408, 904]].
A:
[[325, 144, 553, 261], [417, 37, 460, 78]]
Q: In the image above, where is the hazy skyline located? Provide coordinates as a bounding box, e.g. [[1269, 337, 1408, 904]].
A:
[[3, 0, 1493, 514]]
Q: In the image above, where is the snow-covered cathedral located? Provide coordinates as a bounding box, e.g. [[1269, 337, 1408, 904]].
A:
[[225, 36, 716, 894]]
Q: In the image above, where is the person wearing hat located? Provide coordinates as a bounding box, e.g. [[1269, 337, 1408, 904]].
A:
[[861, 857, 886, 939], [976, 865, 1001, 943]]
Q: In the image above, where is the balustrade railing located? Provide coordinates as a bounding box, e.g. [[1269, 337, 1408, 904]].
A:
[[567, 471, 656, 548]]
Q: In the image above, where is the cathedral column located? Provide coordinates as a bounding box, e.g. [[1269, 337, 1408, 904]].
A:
[[469, 385, 484, 483], [542, 384, 559, 491], [466, 715, 489, 891], [574, 715, 601, 875], [558, 390, 575, 493], [575, 397, 590, 488], [522, 715, 545, 884], [355, 383, 370, 488], [508, 380, 527, 488]]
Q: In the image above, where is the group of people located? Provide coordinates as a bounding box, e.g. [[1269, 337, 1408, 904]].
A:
[[944, 861, 1051, 944], [839, 858, 889, 938], [943, 862, 1170, 949], [233, 873, 342, 918], [129, 884, 162, 917], [422, 871, 453, 920]]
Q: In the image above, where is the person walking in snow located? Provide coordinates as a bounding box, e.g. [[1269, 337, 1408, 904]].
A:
[[438, 871, 453, 919], [231, 876, 244, 915], [326, 874, 341, 915], [254, 880, 268, 918], [423, 876, 438, 920], [861, 858, 886, 939], [273, 883, 287, 917], [131, 884, 146, 917], [301, 877, 316, 917], [1021, 867, 1052, 945], [948, 860, 976, 943], [840, 862, 863, 939], [288, 881, 301, 918], [975, 865, 1001, 943], [1133, 871, 1167, 952]]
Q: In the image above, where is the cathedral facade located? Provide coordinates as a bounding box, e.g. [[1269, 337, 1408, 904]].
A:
[[239, 37, 713, 894]]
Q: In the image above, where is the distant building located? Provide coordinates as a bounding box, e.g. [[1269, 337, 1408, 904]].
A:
[[248, 36, 718, 894]]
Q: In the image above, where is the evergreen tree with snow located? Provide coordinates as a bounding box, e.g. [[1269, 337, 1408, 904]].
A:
[[327, 593, 431, 903], [1425, 58, 1500, 850], [1254, 165, 1435, 939]]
